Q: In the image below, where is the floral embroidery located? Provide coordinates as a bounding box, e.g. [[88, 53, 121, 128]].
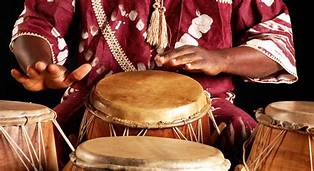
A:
[[175, 33, 198, 48], [175, 12, 213, 48], [188, 13, 213, 39]]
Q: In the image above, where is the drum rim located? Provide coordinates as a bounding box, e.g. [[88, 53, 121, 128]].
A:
[[69, 157, 229, 170], [0, 100, 56, 126], [89, 70, 211, 127], [256, 107, 314, 135], [85, 92, 211, 129], [0, 111, 56, 126], [69, 136, 231, 170]]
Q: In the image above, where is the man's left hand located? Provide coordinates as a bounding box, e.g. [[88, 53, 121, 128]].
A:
[[154, 45, 229, 76]]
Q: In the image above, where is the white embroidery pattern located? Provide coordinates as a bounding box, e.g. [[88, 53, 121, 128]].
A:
[[79, 41, 85, 53], [58, 38, 67, 50], [261, 0, 274, 6], [175, 33, 199, 48], [129, 10, 138, 21], [115, 21, 123, 30], [91, 57, 99, 67], [136, 19, 145, 31], [51, 27, 61, 37], [50, 28, 68, 64], [216, 0, 232, 4], [84, 50, 93, 61], [96, 66, 106, 74], [188, 13, 213, 39], [277, 13, 291, 23], [137, 63, 147, 71], [118, 4, 127, 16], [21, 7, 26, 15], [72, 0, 76, 11], [90, 25, 99, 36], [12, 26, 19, 36], [14, 17, 24, 27], [143, 32, 147, 39], [57, 49, 68, 64], [244, 38, 297, 82], [61, 87, 79, 103], [82, 31, 89, 39], [175, 12, 213, 48]]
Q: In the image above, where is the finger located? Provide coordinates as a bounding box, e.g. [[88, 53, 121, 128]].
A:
[[64, 63, 92, 85], [26, 66, 40, 78], [162, 45, 195, 56], [166, 53, 202, 66], [11, 69, 30, 84], [46, 64, 67, 78], [183, 60, 205, 71], [34, 61, 48, 73], [156, 45, 197, 64]]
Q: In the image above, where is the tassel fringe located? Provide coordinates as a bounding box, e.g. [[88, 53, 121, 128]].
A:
[[146, 0, 168, 53]]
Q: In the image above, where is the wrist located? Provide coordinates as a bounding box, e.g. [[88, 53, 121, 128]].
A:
[[219, 48, 233, 74]]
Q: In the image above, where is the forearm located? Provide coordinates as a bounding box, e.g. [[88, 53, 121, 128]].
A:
[[11, 35, 52, 72], [222, 46, 282, 78]]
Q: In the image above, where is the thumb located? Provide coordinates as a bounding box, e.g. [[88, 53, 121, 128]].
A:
[[64, 63, 92, 84]]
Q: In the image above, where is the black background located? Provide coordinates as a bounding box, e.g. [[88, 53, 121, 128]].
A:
[[1, 1, 312, 116]]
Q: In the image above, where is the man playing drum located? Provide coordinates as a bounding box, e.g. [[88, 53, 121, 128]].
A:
[[9, 0, 297, 168]]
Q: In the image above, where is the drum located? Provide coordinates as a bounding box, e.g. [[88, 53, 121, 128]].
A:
[[244, 101, 314, 171], [63, 136, 231, 170], [78, 70, 218, 145], [0, 100, 58, 171]]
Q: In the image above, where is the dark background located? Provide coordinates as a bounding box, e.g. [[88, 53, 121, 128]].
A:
[[1, 1, 312, 115]]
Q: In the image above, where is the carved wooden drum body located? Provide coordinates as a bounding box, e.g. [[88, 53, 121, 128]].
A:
[[245, 101, 314, 171], [0, 100, 58, 171], [64, 136, 231, 171], [79, 71, 215, 144]]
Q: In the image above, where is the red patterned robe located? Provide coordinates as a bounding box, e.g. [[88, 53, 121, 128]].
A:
[[10, 0, 297, 167]]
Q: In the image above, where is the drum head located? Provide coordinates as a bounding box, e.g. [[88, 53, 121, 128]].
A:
[[90, 70, 210, 128], [0, 100, 55, 126], [71, 136, 230, 170], [257, 101, 314, 134]]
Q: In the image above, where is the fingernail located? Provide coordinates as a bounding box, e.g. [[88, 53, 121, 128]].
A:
[[155, 56, 164, 67], [185, 63, 191, 68], [159, 56, 164, 62]]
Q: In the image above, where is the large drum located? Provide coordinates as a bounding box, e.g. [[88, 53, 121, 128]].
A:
[[0, 100, 58, 171], [79, 70, 218, 144], [63, 136, 231, 170], [244, 101, 314, 171]]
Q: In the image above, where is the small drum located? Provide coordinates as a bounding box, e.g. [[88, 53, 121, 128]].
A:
[[0, 100, 58, 171], [244, 101, 314, 171], [63, 136, 231, 170], [79, 70, 217, 144]]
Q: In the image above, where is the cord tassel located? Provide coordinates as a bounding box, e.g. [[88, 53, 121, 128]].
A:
[[146, 0, 168, 53], [158, 6, 168, 50], [146, 2, 160, 46]]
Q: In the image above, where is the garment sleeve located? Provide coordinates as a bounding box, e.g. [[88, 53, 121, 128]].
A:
[[232, 0, 297, 84], [9, 0, 76, 65]]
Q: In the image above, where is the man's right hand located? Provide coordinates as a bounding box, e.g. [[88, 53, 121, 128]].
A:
[[11, 61, 92, 92]]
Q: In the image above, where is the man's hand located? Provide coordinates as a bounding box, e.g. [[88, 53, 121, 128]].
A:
[[154, 45, 229, 76], [11, 61, 92, 92]]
